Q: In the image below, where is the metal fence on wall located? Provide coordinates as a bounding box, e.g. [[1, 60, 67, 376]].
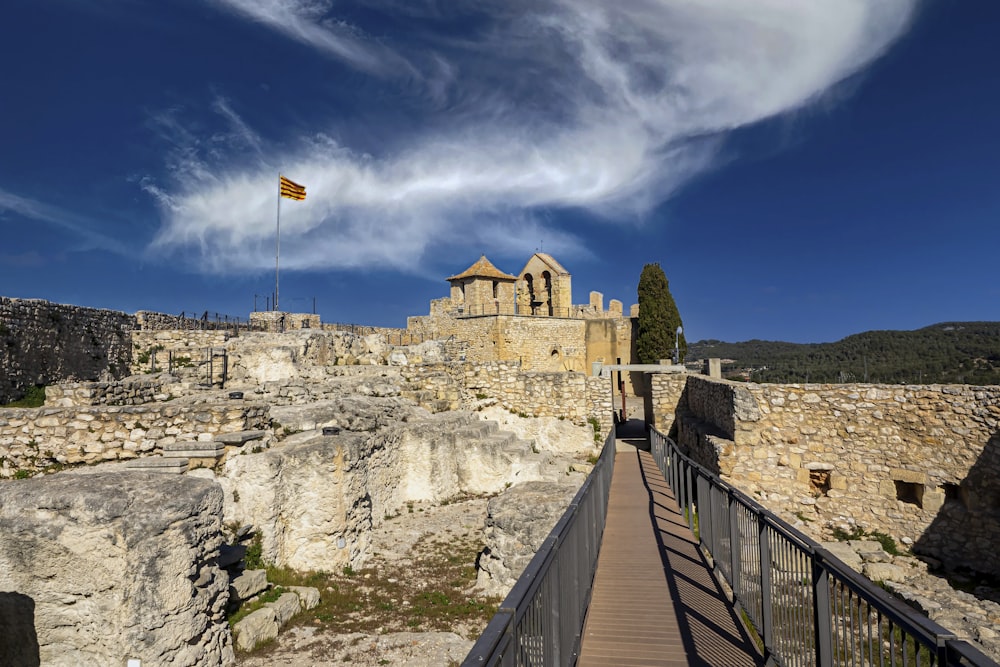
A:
[[649, 427, 995, 667], [463, 427, 617, 666]]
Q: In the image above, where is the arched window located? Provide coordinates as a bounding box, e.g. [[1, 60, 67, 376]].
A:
[[542, 271, 553, 316]]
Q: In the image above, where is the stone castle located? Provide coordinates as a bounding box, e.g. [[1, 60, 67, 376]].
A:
[[2, 254, 1000, 664], [407, 253, 639, 378]]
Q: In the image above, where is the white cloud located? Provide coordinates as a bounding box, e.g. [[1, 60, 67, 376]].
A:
[[150, 0, 918, 275]]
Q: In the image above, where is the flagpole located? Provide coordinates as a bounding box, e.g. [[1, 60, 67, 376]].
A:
[[275, 174, 281, 312]]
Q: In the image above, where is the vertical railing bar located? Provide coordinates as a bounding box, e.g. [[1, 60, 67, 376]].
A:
[[757, 514, 775, 658], [813, 554, 833, 667]]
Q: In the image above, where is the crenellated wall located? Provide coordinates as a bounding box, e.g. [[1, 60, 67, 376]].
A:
[[0, 298, 134, 404], [655, 374, 1000, 575]]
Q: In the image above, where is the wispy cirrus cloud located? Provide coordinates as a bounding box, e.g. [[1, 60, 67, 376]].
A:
[[149, 0, 919, 275], [205, 0, 416, 77], [0, 188, 131, 256]]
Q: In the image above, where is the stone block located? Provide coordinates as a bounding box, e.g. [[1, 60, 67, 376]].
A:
[[829, 474, 848, 490], [124, 457, 188, 474], [890, 468, 926, 484], [265, 592, 301, 627], [233, 607, 278, 652], [231, 569, 268, 602], [288, 586, 321, 611], [923, 488, 945, 513], [863, 562, 909, 583], [821, 541, 863, 573], [215, 430, 267, 446]]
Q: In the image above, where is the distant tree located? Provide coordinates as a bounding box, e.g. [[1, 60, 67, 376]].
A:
[[636, 263, 686, 364]]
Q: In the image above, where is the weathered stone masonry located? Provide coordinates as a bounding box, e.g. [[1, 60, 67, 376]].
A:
[[658, 374, 1000, 575], [0, 398, 268, 476], [0, 297, 134, 404], [400, 361, 613, 436]]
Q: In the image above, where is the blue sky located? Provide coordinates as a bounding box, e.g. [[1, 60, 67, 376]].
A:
[[1, 0, 997, 343]]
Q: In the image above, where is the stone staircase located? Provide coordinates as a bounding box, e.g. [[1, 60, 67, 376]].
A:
[[124, 429, 268, 474]]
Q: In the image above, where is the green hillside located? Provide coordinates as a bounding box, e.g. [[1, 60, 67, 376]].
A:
[[687, 322, 1000, 385]]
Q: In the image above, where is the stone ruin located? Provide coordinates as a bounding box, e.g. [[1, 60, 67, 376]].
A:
[[0, 325, 602, 665]]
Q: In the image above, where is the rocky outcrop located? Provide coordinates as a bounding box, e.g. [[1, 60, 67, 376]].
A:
[[475, 480, 583, 597], [218, 403, 560, 573], [0, 472, 233, 666], [220, 432, 377, 572]]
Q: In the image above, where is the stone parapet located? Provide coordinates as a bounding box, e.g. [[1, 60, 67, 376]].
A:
[[651, 374, 1000, 576]]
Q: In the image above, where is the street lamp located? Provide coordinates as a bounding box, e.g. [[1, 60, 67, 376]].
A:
[[673, 325, 683, 365]]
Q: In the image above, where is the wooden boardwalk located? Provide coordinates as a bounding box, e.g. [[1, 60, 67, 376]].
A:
[[577, 435, 763, 667]]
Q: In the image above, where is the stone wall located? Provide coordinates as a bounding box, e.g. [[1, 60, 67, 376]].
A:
[[405, 312, 637, 393], [45, 375, 168, 407], [0, 472, 233, 666], [647, 371, 688, 434], [658, 374, 1000, 575], [131, 330, 232, 374], [400, 362, 613, 436], [0, 398, 269, 477], [0, 298, 134, 404]]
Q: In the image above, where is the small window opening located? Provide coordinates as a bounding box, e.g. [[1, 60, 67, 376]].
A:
[[894, 480, 924, 508], [943, 482, 966, 509], [809, 470, 831, 497], [301, 319, 310, 329]]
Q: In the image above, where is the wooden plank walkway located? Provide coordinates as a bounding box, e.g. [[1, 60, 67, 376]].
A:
[[577, 437, 763, 667]]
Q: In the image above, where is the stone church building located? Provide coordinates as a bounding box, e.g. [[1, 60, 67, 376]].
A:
[[408, 254, 640, 386]]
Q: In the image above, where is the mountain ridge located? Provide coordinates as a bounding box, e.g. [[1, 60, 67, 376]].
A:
[[687, 321, 1000, 385]]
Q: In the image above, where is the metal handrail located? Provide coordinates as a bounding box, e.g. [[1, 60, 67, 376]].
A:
[[649, 427, 997, 667], [463, 427, 617, 666]]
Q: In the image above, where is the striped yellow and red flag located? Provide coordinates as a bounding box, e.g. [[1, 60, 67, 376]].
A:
[[279, 175, 306, 201]]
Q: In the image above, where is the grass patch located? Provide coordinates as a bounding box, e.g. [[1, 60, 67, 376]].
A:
[[256, 531, 500, 639], [228, 585, 288, 627], [3, 385, 45, 408], [587, 416, 602, 444], [244, 532, 265, 569], [831, 526, 902, 556]]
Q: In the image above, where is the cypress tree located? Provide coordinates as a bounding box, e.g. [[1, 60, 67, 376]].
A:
[[636, 263, 686, 364]]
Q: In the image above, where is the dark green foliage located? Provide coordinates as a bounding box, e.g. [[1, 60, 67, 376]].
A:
[[688, 322, 1000, 385], [636, 263, 686, 364], [244, 532, 264, 569], [3, 385, 46, 408]]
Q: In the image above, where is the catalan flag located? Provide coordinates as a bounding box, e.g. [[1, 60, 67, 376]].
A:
[[279, 175, 306, 201]]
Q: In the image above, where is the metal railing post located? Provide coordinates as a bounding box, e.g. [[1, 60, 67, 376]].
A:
[[757, 515, 774, 662], [729, 490, 741, 599], [685, 463, 694, 533], [812, 554, 833, 667]]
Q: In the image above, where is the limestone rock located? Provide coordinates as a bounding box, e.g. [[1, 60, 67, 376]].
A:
[[476, 480, 581, 597], [265, 592, 302, 627], [233, 607, 278, 652], [270, 395, 422, 434], [221, 433, 376, 572], [288, 586, 321, 610], [478, 406, 597, 455], [862, 562, 909, 583], [0, 472, 233, 666], [231, 569, 268, 602], [820, 541, 863, 573]]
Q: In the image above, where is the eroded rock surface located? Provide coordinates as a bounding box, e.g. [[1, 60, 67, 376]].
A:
[[0, 472, 233, 666], [476, 480, 584, 597]]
